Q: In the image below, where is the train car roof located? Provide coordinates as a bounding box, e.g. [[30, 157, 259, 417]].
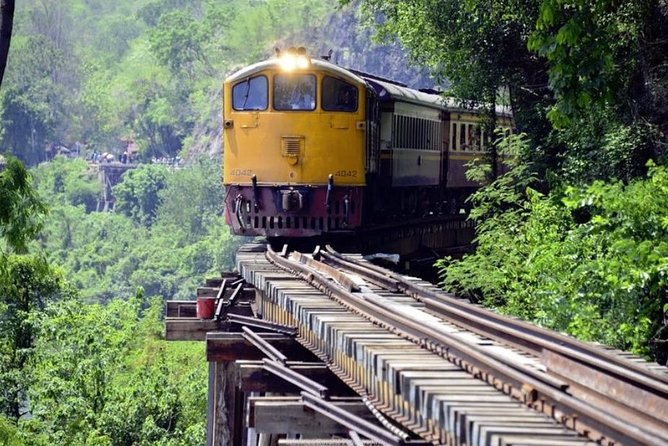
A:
[[365, 77, 512, 117], [225, 57, 367, 87], [365, 77, 449, 109]]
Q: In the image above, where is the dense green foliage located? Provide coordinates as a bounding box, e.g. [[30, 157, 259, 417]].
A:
[[0, 1, 433, 444], [1, 156, 223, 443], [23, 296, 206, 445], [354, 0, 667, 183], [0, 254, 72, 420], [0, 155, 45, 253], [0, 0, 334, 165], [3, 3, 395, 440], [438, 137, 668, 360], [355, 0, 668, 361], [2, 2, 667, 446], [32, 158, 245, 303], [114, 164, 170, 226]]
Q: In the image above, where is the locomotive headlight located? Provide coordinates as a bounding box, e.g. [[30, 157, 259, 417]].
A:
[[278, 47, 310, 71], [296, 56, 310, 69], [279, 54, 298, 71]]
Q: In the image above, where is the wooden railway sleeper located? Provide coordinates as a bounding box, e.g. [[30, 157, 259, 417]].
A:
[[241, 249, 594, 446], [265, 246, 668, 446], [323, 247, 668, 390], [323, 246, 668, 433]]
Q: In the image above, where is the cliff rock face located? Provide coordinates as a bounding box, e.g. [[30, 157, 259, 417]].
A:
[[312, 7, 435, 90]]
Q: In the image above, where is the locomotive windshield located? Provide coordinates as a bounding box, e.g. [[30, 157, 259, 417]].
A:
[[273, 74, 316, 111], [232, 75, 268, 111], [322, 76, 358, 112]]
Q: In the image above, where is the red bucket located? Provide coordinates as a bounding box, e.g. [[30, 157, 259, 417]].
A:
[[196, 297, 216, 319]]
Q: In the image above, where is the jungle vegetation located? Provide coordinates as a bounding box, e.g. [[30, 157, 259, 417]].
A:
[[0, 0, 370, 443], [1, 0, 667, 444], [350, 0, 668, 362]]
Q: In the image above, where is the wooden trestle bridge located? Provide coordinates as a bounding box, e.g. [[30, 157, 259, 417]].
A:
[[165, 244, 668, 446]]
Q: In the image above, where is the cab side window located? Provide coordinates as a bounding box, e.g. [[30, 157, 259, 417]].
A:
[[232, 76, 268, 111], [273, 74, 316, 111], [322, 76, 358, 112]]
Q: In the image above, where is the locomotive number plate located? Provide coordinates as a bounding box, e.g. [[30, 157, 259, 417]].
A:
[[230, 168, 253, 176], [334, 170, 358, 178]]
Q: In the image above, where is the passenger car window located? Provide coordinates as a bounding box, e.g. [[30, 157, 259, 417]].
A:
[[322, 76, 358, 112], [232, 76, 268, 111], [273, 74, 316, 111]]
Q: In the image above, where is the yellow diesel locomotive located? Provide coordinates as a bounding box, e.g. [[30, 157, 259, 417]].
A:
[[223, 48, 512, 238]]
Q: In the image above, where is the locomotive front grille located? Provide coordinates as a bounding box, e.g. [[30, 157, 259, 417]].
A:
[[281, 136, 304, 160]]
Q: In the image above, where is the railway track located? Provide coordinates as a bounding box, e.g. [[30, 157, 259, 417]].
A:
[[233, 243, 668, 446]]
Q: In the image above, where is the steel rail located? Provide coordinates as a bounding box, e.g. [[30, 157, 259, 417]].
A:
[[308, 250, 568, 390], [301, 392, 405, 446], [215, 281, 244, 320], [323, 246, 668, 388], [322, 246, 668, 431], [262, 358, 329, 399], [318, 249, 401, 292], [267, 246, 668, 446], [320, 246, 668, 440], [215, 278, 228, 305], [349, 430, 367, 446], [242, 326, 288, 363]]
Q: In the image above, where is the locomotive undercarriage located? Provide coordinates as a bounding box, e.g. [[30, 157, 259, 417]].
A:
[[224, 178, 477, 262], [224, 184, 363, 238], [365, 183, 474, 224]]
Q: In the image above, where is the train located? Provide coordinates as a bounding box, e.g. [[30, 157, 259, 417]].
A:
[[222, 47, 513, 239]]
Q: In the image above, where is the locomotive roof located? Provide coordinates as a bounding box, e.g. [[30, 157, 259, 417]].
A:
[[225, 57, 367, 87], [225, 56, 512, 118]]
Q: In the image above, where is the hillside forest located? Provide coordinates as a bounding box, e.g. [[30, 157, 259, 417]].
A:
[[1, 0, 667, 444]]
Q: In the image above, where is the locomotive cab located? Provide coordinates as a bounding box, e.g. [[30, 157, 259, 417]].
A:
[[223, 49, 371, 237]]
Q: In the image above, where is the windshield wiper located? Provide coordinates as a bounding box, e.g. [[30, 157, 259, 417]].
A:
[[241, 78, 251, 110]]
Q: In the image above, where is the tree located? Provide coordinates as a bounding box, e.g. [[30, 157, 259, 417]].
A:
[[0, 0, 14, 89], [112, 164, 169, 226], [0, 155, 68, 421], [351, 0, 668, 183], [0, 33, 71, 165], [31, 157, 101, 213], [350, 0, 554, 170], [25, 296, 206, 444], [0, 414, 20, 446], [439, 161, 668, 361], [0, 254, 71, 420], [154, 158, 225, 241], [148, 10, 208, 80], [0, 154, 45, 253], [528, 0, 668, 182]]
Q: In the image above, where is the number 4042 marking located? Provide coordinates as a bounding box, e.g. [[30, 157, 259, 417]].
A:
[[334, 170, 357, 177]]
